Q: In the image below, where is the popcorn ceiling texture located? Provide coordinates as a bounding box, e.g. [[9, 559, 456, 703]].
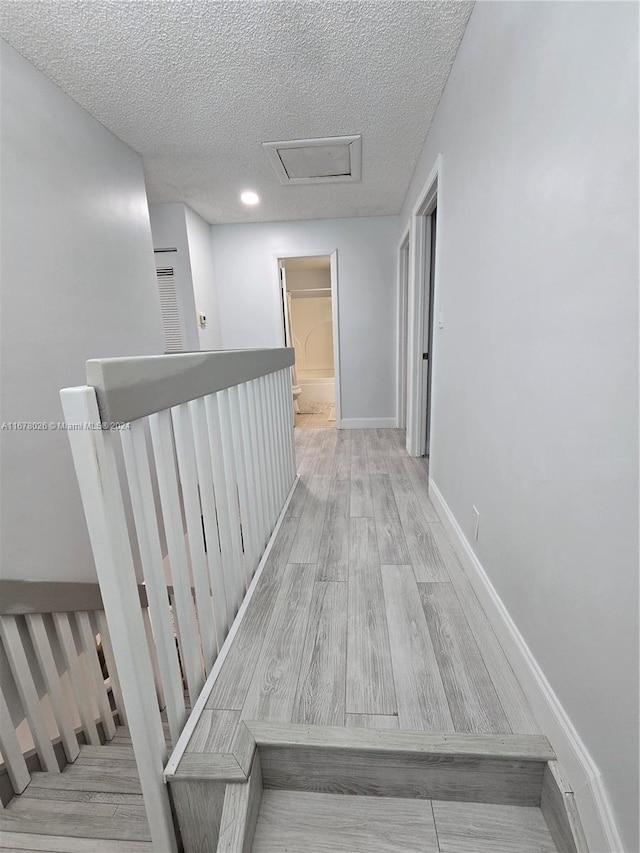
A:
[[0, 1, 473, 224]]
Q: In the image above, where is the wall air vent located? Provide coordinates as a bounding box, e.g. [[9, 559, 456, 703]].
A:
[[262, 135, 362, 185]]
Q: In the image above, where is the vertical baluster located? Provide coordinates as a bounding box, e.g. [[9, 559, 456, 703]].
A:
[[205, 391, 245, 615], [262, 376, 280, 512], [281, 367, 297, 485], [256, 374, 277, 531], [60, 387, 177, 852], [51, 612, 101, 746], [141, 608, 167, 713], [202, 394, 238, 626], [252, 377, 272, 545], [276, 369, 290, 503], [0, 616, 59, 772], [93, 611, 127, 727], [228, 384, 259, 576], [218, 388, 249, 595], [171, 403, 217, 672], [120, 421, 184, 742], [267, 371, 285, 508], [189, 396, 228, 648], [0, 685, 30, 794], [275, 368, 292, 492], [149, 409, 204, 704], [25, 613, 80, 762], [239, 381, 267, 560], [75, 611, 116, 741]]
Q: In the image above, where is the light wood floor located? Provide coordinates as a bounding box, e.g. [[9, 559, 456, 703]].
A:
[[294, 402, 336, 428], [252, 791, 557, 853], [0, 725, 156, 851], [200, 428, 540, 736], [0, 711, 184, 851]]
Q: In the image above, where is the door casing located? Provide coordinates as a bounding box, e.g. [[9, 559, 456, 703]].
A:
[[274, 250, 341, 428], [405, 154, 442, 457]]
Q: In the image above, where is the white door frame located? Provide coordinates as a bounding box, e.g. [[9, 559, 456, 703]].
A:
[[406, 154, 442, 457], [396, 226, 410, 429], [274, 250, 341, 428]]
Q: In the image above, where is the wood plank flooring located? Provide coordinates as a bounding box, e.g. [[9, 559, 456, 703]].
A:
[[252, 791, 557, 853], [0, 728, 154, 851], [188, 427, 540, 757]]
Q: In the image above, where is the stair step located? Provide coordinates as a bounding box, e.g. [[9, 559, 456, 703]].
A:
[[18, 785, 144, 806], [250, 791, 558, 853], [9, 798, 119, 818], [27, 766, 142, 795], [0, 831, 152, 852], [0, 804, 151, 842], [78, 744, 136, 761]]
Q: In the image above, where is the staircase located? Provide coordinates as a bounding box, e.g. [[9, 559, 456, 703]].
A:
[[213, 724, 584, 853], [0, 350, 591, 852], [0, 726, 153, 852]]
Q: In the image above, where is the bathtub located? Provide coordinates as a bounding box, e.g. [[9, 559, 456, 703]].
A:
[[297, 370, 335, 406]]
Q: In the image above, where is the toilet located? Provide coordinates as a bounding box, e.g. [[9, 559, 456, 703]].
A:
[[291, 363, 302, 414]]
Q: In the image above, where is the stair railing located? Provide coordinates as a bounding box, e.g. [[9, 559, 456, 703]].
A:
[[0, 580, 136, 803], [59, 348, 296, 852]]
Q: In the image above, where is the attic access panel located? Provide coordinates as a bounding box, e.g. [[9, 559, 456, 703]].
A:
[[263, 135, 362, 185]]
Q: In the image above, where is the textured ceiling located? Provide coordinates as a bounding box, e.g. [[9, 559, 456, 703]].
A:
[[0, 1, 473, 225]]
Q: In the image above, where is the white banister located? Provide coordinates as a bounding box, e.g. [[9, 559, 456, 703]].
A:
[[204, 391, 244, 617], [241, 381, 267, 552], [51, 612, 101, 747], [75, 611, 116, 741], [255, 375, 276, 532], [60, 348, 295, 852], [60, 386, 176, 853], [149, 409, 205, 704], [171, 403, 218, 670], [217, 388, 249, 598], [0, 617, 59, 774], [0, 687, 30, 795], [24, 613, 80, 763], [120, 422, 185, 741], [189, 396, 228, 647], [94, 610, 127, 727]]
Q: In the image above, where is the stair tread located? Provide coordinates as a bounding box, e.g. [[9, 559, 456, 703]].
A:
[[252, 792, 559, 853], [8, 798, 146, 819], [27, 767, 141, 795], [78, 744, 136, 760], [0, 805, 151, 842], [0, 829, 152, 852], [18, 786, 144, 806]]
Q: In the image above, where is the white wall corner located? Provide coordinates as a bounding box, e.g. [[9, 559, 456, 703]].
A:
[[428, 477, 625, 853]]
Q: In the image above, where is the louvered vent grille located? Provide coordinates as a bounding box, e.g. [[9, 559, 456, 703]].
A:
[[156, 267, 183, 353]]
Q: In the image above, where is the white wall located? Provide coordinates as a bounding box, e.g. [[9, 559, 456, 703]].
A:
[[399, 3, 638, 849], [211, 217, 397, 423], [149, 203, 222, 351], [185, 206, 223, 350], [0, 40, 164, 582], [148, 203, 200, 351]]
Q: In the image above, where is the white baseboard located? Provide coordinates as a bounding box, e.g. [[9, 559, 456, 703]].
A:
[[339, 417, 397, 429], [428, 478, 624, 853]]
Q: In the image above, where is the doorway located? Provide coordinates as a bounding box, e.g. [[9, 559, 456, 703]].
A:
[[406, 155, 441, 458], [278, 253, 340, 429], [423, 207, 437, 457], [397, 230, 410, 429]]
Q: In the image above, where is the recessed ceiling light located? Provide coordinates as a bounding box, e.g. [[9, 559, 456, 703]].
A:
[[240, 190, 260, 205]]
